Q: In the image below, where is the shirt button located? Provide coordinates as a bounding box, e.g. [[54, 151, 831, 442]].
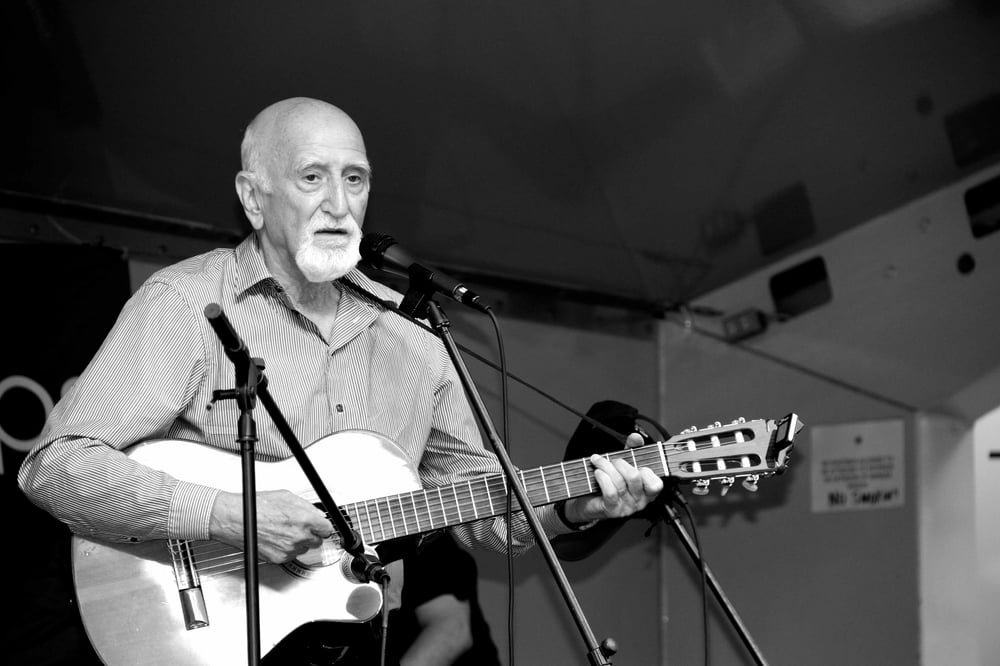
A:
[[336, 404, 344, 413]]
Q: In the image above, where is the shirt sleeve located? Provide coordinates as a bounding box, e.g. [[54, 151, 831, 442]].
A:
[[17, 280, 219, 542]]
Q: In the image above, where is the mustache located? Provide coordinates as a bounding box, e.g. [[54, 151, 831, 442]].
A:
[[309, 215, 361, 234]]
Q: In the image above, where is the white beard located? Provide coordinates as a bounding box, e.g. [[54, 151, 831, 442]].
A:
[[296, 234, 362, 283]]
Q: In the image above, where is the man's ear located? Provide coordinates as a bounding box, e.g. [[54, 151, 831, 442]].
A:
[[235, 171, 265, 231]]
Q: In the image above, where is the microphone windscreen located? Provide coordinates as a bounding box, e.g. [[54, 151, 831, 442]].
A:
[[359, 232, 398, 269]]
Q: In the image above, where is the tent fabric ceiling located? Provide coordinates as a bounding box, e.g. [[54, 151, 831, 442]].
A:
[[3, 0, 999, 310]]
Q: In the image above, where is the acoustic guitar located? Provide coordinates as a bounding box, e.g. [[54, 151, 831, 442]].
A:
[[72, 414, 799, 665]]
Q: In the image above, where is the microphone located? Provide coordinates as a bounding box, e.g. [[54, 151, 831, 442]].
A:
[[340, 548, 391, 586], [360, 232, 490, 313]]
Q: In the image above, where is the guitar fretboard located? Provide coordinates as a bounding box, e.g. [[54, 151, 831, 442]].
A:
[[342, 443, 669, 545]]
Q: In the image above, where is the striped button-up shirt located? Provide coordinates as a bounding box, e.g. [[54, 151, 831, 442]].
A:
[[19, 234, 565, 554]]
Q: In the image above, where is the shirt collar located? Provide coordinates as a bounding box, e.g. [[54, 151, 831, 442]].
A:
[[233, 233, 275, 297]]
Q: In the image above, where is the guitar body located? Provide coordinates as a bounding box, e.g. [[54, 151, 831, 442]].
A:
[[72, 431, 421, 666]]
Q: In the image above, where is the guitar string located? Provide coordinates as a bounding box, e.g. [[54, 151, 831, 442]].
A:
[[180, 428, 769, 580]]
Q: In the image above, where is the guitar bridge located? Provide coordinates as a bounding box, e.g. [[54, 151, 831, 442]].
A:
[[169, 539, 210, 630]]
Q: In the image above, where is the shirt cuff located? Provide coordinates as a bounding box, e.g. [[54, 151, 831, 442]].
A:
[[554, 499, 599, 532], [168, 481, 221, 540]]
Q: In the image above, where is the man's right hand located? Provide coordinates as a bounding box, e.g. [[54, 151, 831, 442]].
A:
[[209, 489, 335, 563]]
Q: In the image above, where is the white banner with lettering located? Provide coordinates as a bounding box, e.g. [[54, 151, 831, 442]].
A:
[[810, 419, 905, 513]]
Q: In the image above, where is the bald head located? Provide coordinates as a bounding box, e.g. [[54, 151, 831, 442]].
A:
[[240, 97, 366, 188]]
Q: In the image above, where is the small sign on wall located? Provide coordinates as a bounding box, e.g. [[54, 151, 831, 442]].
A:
[[810, 419, 905, 512]]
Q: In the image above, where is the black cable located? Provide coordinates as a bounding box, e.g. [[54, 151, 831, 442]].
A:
[[485, 308, 517, 666], [379, 579, 392, 666], [678, 495, 709, 666]]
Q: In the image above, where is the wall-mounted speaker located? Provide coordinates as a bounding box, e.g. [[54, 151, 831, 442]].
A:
[[768, 255, 832, 318]]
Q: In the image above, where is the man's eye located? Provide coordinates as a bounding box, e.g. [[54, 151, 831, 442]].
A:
[[303, 174, 320, 183]]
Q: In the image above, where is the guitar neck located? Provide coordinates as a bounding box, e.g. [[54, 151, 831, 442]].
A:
[[343, 444, 668, 545], [339, 415, 795, 546]]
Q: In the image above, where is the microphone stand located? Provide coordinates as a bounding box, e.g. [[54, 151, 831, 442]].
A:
[[397, 271, 617, 666], [652, 482, 768, 666], [204, 304, 389, 666]]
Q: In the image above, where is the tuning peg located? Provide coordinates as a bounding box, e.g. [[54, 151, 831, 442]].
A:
[[719, 477, 735, 496], [692, 480, 710, 496], [741, 474, 760, 492]]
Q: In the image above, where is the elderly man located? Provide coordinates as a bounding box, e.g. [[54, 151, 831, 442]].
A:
[[18, 97, 663, 664]]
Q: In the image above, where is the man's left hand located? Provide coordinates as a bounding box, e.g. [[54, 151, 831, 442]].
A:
[[563, 433, 664, 525]]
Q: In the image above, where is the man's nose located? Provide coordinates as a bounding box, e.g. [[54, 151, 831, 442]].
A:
[[323, 180, 349, 217]]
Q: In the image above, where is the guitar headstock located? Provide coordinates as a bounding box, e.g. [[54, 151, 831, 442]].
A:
[[664, 413, 802, 496]]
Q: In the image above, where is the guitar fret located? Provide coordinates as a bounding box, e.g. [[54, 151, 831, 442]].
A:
[[452, 485, 462, 523], [519, 469, 536, 506], [468, 480, 479, 519], [409, 493, 421, 533], [392, 497, 402, 537], [378, 501, 388, 540], [379, 499, 389, 540], [546, 463, 571, 502], [483, 476, 495, 515], [399, 493, 412, 534], [374, 499, 385, 541], [396, 495, 408, 535], [354, 505, 368, 543], [363, 502, 374, 541], [385, 499, 398, 539], [424, 491, 434, 530], [584, 459, 593, 493], [656, 442, 669, 477], [540, 467, 550, 502], [487, 476, 507, 516], [437, 487, 447, 525]]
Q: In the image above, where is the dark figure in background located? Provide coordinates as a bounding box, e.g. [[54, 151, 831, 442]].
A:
[[387, 533, 500, 666], [17, 96, 662, 664]]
